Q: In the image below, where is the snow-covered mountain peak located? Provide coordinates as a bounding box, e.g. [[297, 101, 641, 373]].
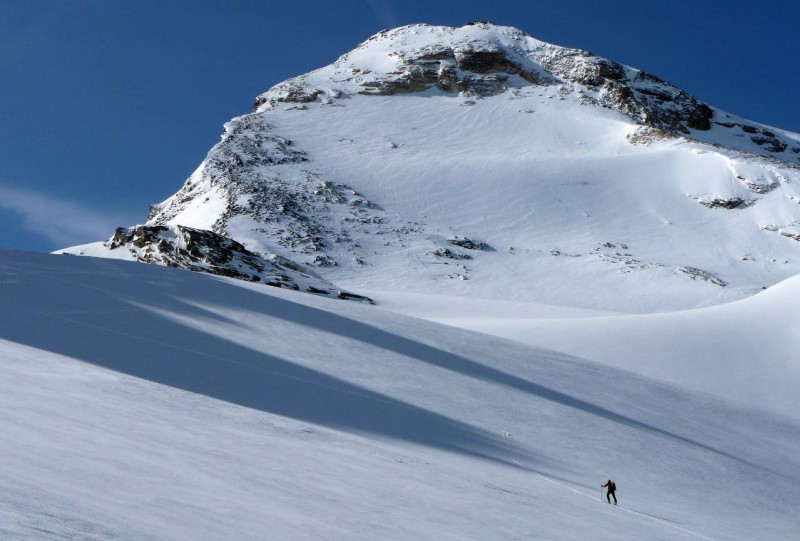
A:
[[255, 22, 799, 162], [330, 21, 553, 80], [253, 23, 546, 107], [62, 22, 800, 312]]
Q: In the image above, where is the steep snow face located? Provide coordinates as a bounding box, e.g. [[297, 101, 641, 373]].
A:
[[64, 22, 800, 312]]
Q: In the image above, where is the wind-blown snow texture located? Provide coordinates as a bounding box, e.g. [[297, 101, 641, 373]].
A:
[[2, 250, 799, 540]]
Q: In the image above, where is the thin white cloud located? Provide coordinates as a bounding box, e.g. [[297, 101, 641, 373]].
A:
[[0, 186, 135, 248], [365, 0, 399, 29]]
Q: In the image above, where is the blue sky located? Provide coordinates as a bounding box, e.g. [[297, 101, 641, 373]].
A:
[[2, 0, 798, 252]]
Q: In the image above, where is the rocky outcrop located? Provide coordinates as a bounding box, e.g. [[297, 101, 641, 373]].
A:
[[762, 224, 800, 242], [697, 197, 753, 210], [149, 115, 404, 265], [257, 24, 717, 131], [104, 224, 373, 303], [431, 248, 472, 260], [355, 46, 547, 98], [447, 236, 493, 251], [149, 115, 308, 229], [714, 121, 789, 153], [541, 51, 716, 135], [677, 266, 727, 287], [253, 85, 323, 109]]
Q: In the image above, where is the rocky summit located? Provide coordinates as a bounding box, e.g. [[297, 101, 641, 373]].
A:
[[255, 22, 796, 155], [61, 22, 800, 313]]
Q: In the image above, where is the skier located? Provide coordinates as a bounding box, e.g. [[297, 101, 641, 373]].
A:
[[602, 479, 617, 505]]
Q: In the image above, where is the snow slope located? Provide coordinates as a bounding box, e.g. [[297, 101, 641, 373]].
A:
[[260, 91, 800, 312], [367, 282, 800, 418], [2, 250, 799, 540], [30, 22, 800, 539]]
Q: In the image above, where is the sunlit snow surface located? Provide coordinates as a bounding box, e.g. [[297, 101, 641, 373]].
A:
[[30, 23, 800, 540], [261, 92, 800, 311], [2, 251, 799, 540]]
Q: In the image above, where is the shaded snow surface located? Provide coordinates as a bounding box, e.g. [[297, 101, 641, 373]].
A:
[[368, 284, 800, 417], [1, 251, 799, 540]]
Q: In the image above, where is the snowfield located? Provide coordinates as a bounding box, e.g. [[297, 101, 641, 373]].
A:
[[368, 276, 800, 417], [1, 250, 799, 540]]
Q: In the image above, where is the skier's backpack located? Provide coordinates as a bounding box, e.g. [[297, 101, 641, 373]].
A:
[[609, 481, 616, 491]]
